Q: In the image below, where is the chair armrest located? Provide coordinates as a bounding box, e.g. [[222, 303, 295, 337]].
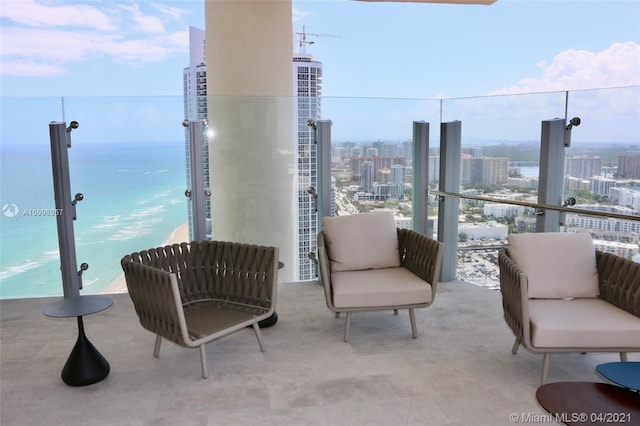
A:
[[317, 231, 337, 311], [596, 251, 640, 318], [397, 229, 443, 292], [498, 249, 528, 345], [121, 257, 185, 346]]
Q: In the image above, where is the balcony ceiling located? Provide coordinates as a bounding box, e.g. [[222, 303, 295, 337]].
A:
[[356, 0, 496, 4]]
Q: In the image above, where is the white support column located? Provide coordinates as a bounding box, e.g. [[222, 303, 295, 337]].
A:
[[204, 0, 295, 282]]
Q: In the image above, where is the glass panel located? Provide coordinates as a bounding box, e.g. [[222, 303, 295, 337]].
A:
[[323, 96, 441, 233], [1, 96, 189, 299], [1, 97, 65, 298], [441, 92, 568, 288], [563, 87, 640, 259], [2, 89, 638, 298]]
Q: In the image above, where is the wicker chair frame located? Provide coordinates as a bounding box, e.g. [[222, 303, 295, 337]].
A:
[[499, 249, 640, 384], [121, 240, 279, 379]]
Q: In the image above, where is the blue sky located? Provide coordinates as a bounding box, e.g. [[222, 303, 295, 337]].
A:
[[1, 0, 639, 144]]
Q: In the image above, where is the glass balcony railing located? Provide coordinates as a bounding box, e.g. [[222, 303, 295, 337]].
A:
[[1, 87, 639, 299]]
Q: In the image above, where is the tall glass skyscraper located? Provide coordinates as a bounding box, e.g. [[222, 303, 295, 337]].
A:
[[293, 52, 322, 280]]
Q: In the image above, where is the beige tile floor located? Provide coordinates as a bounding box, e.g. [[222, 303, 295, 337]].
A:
[[1, 280, 637, 426]]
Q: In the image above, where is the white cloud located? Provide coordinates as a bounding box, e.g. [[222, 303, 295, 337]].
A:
[[0, 0, 190, 76], [292, 7, 312, 22], [119, 4, 167, 34], [491, 41, 640, 95], [0, 0, 116, 30]]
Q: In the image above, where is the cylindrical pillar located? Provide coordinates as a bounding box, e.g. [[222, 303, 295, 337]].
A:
[[204, 0, 295, 282]]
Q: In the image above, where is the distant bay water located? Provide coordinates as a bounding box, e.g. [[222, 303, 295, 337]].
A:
[[0, 141, 188, 299]]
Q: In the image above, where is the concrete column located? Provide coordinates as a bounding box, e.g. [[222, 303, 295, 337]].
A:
[[205, 0, 296, 282]]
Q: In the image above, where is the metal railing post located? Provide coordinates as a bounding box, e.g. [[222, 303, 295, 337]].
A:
[[184, 119, 210, 241], [316, 120, 333, 229], [412, 121, 431, 237], [49, 121, 81, 298], [438, 121, 462, 282], [537, 118, 566, 233]]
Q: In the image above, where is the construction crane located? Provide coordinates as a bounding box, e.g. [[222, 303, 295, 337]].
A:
[[296, 25, 341, 54]]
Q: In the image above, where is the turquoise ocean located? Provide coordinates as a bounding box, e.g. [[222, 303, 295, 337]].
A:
[[0, 141, 188, 299]]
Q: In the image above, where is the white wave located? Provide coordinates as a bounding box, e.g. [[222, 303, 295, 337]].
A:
[[93, 222, 119, 230], [144, 169, 169, 175], [152, 190, 172, 199], [0, 260, 41, 280], [129, 205, 165, 219], [77, 240, 105, 246], [82, 277, 100, 288], [107, 227, 152, 241], [43, 250, 60, 259]]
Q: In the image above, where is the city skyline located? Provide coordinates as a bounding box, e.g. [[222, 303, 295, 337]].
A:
[[1, 0, 639, 145]]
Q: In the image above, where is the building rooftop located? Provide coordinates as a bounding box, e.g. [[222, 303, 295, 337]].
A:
[[1, 280, 636, 426]]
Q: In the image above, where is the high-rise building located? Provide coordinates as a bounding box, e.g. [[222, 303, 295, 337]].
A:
[[183, 26, 211, 240], [391, 164, 405, 199], [293, 51, 323, 280], [618, 153, 640, 178], [361, 161, 374, 192], [565, 155, 601, 180]]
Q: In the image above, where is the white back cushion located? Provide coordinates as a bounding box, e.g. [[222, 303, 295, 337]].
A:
[[322, 212, 400, 272], [507, 232, 599, 299]]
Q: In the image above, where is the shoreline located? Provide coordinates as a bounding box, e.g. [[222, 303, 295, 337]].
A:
[[101, 222, 190, 294]]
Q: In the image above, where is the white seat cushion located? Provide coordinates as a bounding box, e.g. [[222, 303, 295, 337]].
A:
[[507, 232, 599, 299], [322, 212, 400, 272], [528, 298, 640, 348], [331, 267, 431, 309]]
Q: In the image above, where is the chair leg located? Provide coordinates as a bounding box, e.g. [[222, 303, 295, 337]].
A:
[[511, 338, 519, 355], [620, 352, 628, 362], [409, 308, 418, 338], [540, 353, 550, 385], [344, 312, 352, 343], [153, 334, 162, 357], [394, 309, 399, 316], [199, 344, 208, 379], [252, 322, 266, 352]]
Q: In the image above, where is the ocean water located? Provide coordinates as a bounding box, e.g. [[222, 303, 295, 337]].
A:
[[0, 141, 188, 299]]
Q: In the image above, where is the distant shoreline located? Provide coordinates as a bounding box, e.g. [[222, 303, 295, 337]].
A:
[[101, 222, 190, 294]]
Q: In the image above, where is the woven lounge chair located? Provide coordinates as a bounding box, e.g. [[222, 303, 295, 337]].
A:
[[317, 212, 443, 342], [121, 240, 279, 379], [499, 232, 640, 384]]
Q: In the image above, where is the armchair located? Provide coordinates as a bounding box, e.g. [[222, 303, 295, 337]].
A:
[[317, 212, 443, 342], [499, 232, 640, 384], [121, 240, 279, 379]]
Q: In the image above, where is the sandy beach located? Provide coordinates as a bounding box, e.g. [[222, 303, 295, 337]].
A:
[[102, 222, 190, 294]]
